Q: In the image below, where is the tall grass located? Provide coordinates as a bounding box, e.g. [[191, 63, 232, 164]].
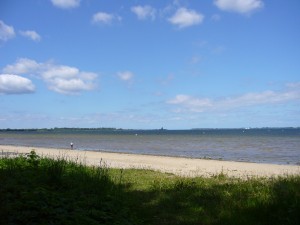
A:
[[0, 151, 133, 225], [0, 151, 299, 225]]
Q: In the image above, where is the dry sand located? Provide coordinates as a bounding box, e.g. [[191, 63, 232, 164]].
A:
[[1, 145, 299, 178]]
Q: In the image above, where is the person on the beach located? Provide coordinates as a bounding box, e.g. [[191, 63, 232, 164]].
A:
[[70, 142, 73, 150]]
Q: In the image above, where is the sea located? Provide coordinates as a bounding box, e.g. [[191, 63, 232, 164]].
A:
[[0, 128, 299, 165]]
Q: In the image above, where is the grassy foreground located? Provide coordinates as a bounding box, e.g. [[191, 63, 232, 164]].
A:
[[0, 151, 299, 225]]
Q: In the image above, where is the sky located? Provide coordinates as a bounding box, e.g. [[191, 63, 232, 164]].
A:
[[0, 0, 299, 129]]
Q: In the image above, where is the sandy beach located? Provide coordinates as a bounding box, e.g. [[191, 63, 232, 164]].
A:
[[1, 145, 299, 178]]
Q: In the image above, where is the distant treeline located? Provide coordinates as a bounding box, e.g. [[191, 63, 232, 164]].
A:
[[0, 127, 300, 133], [0, 127, 299, 132], [0, 127, 124, 132]]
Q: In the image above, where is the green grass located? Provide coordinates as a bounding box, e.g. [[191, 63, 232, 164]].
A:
[[0, 151, 299, 225]]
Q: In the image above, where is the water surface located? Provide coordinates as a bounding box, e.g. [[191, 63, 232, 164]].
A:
[[1, 128, 299, 165]]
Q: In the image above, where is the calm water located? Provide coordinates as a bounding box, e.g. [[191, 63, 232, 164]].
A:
[[1, 128, 299, 165]]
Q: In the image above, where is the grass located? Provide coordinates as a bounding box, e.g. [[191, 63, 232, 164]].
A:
[[0, 151, 299, 225]]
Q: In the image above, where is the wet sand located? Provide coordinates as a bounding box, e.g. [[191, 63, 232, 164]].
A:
[[1, 145, 299, 178]]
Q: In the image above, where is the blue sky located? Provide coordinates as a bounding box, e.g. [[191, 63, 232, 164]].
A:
[[0, 0, 299, 129]]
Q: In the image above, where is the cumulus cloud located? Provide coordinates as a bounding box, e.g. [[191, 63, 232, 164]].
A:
[[3, 58, 98, 95], [0, 74, 35, 94], [131, 5, 156, 20], [40, 65, 97, 94], [117, 71, 134, 81], [41, 65, 79, 79], [214, 0, 264, 14], [47, 77, 95, 94], [92, 12, 122, 25], [168, 8, 204, 28], [167, 85, 300, 113], [51, 0, 80, 9], [0, 20, 15, 42], [20, 30, 41, 41], [3, 58, 41, 74]]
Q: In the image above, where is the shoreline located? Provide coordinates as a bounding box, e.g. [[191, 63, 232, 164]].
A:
[[1, 144, 299, 178], [1, 144, 296, 166]]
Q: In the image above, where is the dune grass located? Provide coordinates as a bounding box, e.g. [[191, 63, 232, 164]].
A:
[[0, 151, 299, 225]]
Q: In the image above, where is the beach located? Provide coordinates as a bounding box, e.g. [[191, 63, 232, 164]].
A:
[[1, 145, 299, 178]]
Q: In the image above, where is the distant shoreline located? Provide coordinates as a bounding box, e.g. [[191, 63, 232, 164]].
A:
[[1, 145, 299, 178], [1, 127, 299, 132]]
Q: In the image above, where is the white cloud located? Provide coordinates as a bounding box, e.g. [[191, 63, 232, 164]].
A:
[[0, 20, 15, 42], [131, 5, 156, 20], [214, 0, 264, 14], [41, 65, 79, 79], [168, 8, 204, 28], [47, 77, 94, 94], [168, 95, 213, 112], [3, 58, 40, 74], [20, 30, 41, 41], [92, 12, 121, 25], [40, 65, 97, 94], [167, 85, 300, 113], [51, 0, 80, 9], [2, 58, 98, 95], [0, 74, 35, 94], [79, 72, 98, 80], [117, 71, 134, 81]]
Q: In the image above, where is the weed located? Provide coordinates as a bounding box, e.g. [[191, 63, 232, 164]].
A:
[[0, 152, 299, 225], [25, 150, 40, 168]]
